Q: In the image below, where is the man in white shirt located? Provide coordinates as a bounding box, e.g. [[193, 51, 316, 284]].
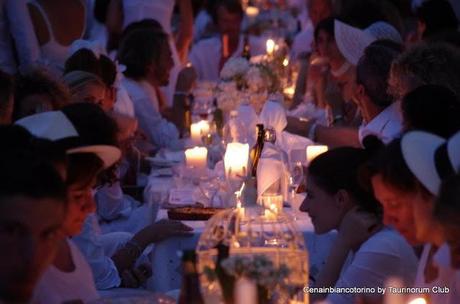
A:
[[287, 41, 402, 147], [189, 0, 265, 81]]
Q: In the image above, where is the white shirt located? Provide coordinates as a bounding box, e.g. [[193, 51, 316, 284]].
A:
[[189, 35, 266, 81], [72, 214, 123, 289], [291, 23, 314, 60], [358, 102, 402, 145], [326, 227, 418, 304], [122, 77, 181, 149], [32, 239, 99, 304]]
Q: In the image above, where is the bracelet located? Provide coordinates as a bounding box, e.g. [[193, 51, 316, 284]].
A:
[[332, 114, 344, 125], [308, 122, 318, 141]]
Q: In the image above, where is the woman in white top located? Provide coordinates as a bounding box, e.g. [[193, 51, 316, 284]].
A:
[[16, 105, 123, 304], [27, 0, 88, 75], [300, 146, 418, 304]]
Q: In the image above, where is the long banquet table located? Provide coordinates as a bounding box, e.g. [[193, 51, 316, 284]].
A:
[[144, 175, 337, 293]]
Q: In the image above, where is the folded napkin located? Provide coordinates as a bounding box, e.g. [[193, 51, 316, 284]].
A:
[[256, 158, 284, 199], [278, 131, 314, 163]]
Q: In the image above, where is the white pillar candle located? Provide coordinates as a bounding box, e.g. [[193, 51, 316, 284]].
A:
[[224, 143, 249, 180], [234, 277, 257, 304], [190, 120, 210, 145], [306, 145, 328, 164], [185, 147, 208, 170], [261, 194, 283, 213], [266, 39, 275, 57]]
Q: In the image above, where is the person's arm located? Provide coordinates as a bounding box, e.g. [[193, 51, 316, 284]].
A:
[[175, 0, 193, 63], [311, 208, 382, 302], [6, 0, 41, 72], [286, 116, 361, 148]]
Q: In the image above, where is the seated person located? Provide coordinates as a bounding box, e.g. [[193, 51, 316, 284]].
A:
[[13, 68, 70, 120], [300, 146, 417, 304], [118, 25, 183, 149], [402, 84, 460, 139], [0, 125, 67, 303], [63, 70, 110, 111], [189, 0, 266, 81]]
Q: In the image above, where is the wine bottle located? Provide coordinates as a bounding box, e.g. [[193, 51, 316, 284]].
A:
[[249, 124, 265, 177], [178, 250, 205, 304]]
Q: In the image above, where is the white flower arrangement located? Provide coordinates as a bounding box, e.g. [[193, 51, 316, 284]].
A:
[[220, 57, 250, 81]]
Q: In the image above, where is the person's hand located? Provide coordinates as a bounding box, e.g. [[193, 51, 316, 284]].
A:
[[120, 262, 153, 288], [338, 207, 382, 251], [146, 219, 194, 243], [175, 66, 197, 93]]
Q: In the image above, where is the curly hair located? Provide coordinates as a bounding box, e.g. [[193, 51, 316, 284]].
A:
[[389, 42, 460, 100], [14, 69, 71, 119]]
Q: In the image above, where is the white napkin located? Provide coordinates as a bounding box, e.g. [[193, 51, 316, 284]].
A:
[[278, 131, 314, 163], [256, 158, 284, 199], [258, 100, 287, 137]]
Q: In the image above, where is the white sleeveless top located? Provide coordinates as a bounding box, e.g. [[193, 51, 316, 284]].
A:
[[32, 239, 99, 304], [28, 0, 86, 75]]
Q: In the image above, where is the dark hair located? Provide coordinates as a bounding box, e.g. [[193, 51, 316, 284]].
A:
[[0, 125, 67, 203], [61, 103, 119, 185], [67, 153, 104, 188], [14, 69, 70, 119], [434, 173, 460, 224], [402, 85, 460, 138], [209, 0, 243, 25], [122, 18, 163, 37], [417, 0, 458, 39], [64, 49, 117, 87], [94, 0, 111, 24], [364, 138, 432, 197], [314, 17, 335, 42], [427, 29, 460, 49], [308, 146, 382, 216], [356, 41, 401, 108], [118, 27, 169, 79]]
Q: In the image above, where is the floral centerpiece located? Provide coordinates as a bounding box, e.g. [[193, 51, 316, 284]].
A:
[[215, 57, 280, 114]]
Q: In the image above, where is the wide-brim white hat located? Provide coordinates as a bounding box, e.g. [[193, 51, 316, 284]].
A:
[[334, 20, 376, 66], [335, 20, 402, 66], [16, 111, 121, 168], [401, 130, 460, 195]]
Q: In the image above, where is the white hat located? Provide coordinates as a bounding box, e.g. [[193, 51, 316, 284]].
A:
[[335, 20, 402, 66], [16, 111, 121, 168], [334, 20, 376, 66], [401, 130, 460, 195]]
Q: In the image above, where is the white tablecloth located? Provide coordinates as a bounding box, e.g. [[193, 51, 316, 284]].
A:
[[144, 173, 337, 293]]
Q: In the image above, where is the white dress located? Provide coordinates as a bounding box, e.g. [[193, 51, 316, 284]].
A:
[[122, 77, 181, 149], [326, 227, 418, 304], [122, 0, 182, 108], [28, 0, 87, 75], [32, 239, 99, 304], [412, 243, 460, 304]]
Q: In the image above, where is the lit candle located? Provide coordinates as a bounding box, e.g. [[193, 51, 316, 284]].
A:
[[283, 85, 295, 99], [246, 6, 259, 19], [185, 147, 208, 170], [283, 58, 289, 67], [264, 209, 277, 220], [306, 145, 328, 164], [224, 143, 249, 180], [266, 39, 275, 57], [236, 201, 245, 217], [234, 277, 257, 304], [190, 120, 210, 145], [261, 194, 283, 213]]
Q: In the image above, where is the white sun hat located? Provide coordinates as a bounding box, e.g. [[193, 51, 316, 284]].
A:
[[401, 130, 460, 195], [334, 20, 402, 66], [16, 111, 121, 168]]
